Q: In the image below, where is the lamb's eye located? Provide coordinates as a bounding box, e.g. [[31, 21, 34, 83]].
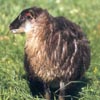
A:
[[19, 15, 25, 21], [21, 16, 25, 20]]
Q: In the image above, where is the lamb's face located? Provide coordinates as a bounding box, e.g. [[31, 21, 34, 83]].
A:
[[9, 8, 34, 33], [9, 7, 43, 33]]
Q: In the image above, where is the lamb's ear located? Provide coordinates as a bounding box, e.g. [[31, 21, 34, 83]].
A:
[[36, 10, 49, 22], [30, 7, 44, 19], [29, 10, 35, 18]]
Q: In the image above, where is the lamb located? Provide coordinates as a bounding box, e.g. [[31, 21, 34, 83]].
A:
[[9, 6, 90, 100]]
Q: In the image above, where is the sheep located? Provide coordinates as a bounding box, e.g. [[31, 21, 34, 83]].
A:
[[9, 6, 90, 100]]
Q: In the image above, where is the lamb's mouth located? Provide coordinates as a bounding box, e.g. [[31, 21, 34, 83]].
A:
[[10, 29, 18, 33], [10, 29, 24, 33]]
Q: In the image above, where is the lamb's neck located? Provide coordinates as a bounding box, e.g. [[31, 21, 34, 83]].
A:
[[27, 24, 47, 40], [25, 26, 47, 56]]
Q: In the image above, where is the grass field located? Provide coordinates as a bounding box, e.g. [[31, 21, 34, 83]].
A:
[[0, 0, 100, 100]]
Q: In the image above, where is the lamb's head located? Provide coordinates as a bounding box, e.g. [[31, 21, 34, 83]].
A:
[[9, 7, 49, 34]]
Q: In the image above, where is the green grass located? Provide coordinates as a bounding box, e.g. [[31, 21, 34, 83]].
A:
[[0, 0, 100, 100]]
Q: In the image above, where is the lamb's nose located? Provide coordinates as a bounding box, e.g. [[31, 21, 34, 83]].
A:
[[9, 25, 13, 30]]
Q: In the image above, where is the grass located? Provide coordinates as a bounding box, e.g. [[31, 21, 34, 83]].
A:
[[0, 0, 100, 100]]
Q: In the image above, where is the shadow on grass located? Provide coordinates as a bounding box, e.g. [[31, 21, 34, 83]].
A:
[[52, 77, 91, 100], [23, 75, 91, 100]]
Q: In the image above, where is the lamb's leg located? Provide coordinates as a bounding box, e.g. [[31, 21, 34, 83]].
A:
[[59, 81, 65, 100], [44, 84, 51, 100]]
